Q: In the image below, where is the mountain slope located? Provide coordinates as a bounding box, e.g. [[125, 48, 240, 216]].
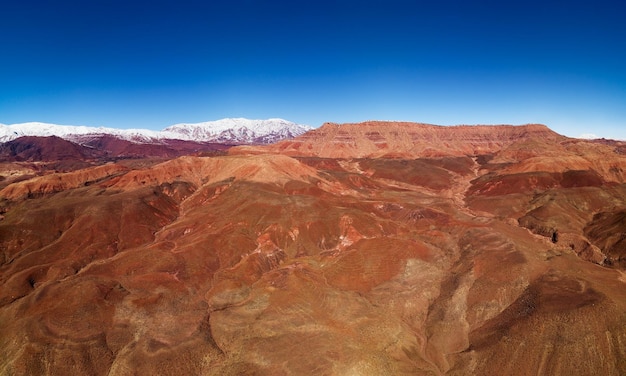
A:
[[0, 135, 231, 165], [0, 136, 89, 161]]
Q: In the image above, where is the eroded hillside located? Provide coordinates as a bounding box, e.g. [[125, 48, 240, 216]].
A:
[[1, 123, 625, 375]]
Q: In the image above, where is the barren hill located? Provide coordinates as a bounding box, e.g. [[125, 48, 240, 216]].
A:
[[233, 121, 565, 158], [0, 136, 89, 161], [0, 135, 231, 162], [1, 122, 625, 375]]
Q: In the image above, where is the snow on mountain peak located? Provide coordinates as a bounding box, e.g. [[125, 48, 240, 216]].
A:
[[0, 118, 312, 144], [162, 118, 312, 143]]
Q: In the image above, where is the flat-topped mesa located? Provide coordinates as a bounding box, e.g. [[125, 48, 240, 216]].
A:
[[231, 121, 565, 158]]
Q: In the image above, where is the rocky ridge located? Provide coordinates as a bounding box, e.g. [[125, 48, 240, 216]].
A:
[[234, 121, 564, 158]]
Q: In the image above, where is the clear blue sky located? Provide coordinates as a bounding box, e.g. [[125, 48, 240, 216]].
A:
[[1, 0, 625, 139]]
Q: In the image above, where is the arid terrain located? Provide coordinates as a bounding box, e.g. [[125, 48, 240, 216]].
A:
[[1, 122, 625, 375]]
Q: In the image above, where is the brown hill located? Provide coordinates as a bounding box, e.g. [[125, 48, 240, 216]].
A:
[[77, 134, 231, 158], [232, 121, 565, 158], [0, 122, 625, 375], [0, 136, 90, 161], [0, 164, 129, 200], [0, 135, 231, 164]]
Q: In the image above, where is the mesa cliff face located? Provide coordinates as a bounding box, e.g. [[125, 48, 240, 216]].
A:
[[234, 121, 565, 158], [1, 122, 625, 375]]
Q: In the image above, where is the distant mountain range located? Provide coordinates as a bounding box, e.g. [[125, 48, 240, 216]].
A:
[[0, 118, 312, 144]]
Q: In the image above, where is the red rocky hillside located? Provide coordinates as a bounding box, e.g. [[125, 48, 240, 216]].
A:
[[1, 122, 625, 375]]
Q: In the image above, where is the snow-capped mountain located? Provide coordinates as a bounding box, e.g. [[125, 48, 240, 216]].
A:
[[0, 122, 163, 143], [162, 118, 311, 143], [0, 118, 312, 144]]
